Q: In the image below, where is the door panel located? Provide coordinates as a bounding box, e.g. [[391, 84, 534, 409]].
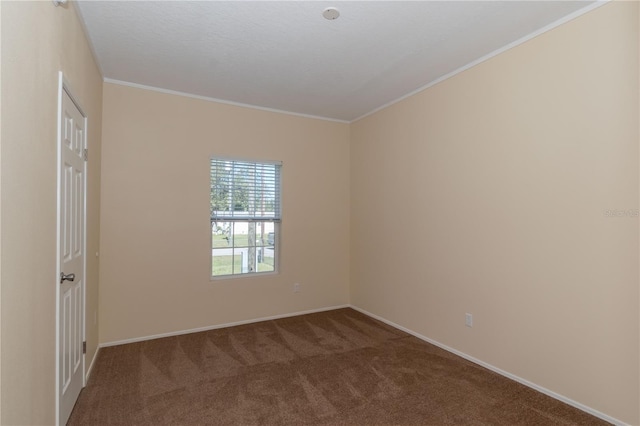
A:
[[58, 90, 85, 425]]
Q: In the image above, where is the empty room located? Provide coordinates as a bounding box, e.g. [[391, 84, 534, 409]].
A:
[[1, 0, 639, 425]]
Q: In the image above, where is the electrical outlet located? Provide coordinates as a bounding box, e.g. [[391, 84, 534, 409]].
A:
[[293, 283, 301, 293], [465, 313, 473, 327]]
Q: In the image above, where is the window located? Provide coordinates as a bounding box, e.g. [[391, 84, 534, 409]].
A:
[[210, 158, 281, 278]]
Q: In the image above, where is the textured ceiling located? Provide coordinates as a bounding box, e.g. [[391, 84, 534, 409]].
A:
[[76, 1, 599, 122]]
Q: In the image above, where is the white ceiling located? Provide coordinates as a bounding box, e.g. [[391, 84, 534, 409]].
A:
[[76, 1, 599, 122]]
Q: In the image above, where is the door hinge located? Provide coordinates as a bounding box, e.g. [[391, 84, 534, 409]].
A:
[[82, 341, 86, 354], [83, 148, 88, 161]]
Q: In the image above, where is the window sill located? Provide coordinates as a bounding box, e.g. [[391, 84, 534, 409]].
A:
[[210, 271, 279, 281]]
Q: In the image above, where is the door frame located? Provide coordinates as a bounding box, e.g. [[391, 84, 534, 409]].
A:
[[55, 71, 88, 426]]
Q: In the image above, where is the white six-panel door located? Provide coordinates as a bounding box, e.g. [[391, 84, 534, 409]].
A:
[[58, 88, 86, 426]]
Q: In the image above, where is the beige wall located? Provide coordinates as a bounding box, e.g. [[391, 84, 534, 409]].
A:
[[350, 2, 639, 425], [0, 1, 102, 424], [99, 83, 350, 343]]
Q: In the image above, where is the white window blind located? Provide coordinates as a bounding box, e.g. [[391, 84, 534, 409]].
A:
[[210, 159, 281, 222]]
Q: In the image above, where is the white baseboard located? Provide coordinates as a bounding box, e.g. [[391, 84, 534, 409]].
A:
[[99, 304, 351, 348], [349, 304, 627, 426], [85, 345, 100, 383]]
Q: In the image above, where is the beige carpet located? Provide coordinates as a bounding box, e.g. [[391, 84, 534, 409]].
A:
[[68, 308, 609, 425]]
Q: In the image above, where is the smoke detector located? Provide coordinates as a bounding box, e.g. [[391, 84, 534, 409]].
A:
[[323, 7, 340, 20]]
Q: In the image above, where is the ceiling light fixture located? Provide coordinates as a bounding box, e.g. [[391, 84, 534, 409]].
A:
[[323, 7, 340, 20]]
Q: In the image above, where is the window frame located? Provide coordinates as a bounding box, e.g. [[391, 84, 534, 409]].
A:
[[209, 157, 282, 280]]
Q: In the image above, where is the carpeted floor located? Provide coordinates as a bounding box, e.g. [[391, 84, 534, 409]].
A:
[[68, 308, 609, 425]]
